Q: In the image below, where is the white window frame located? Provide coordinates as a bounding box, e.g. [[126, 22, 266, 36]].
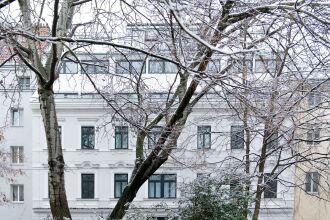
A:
[[11, 146, 24, 164], [305, 172, 320, 193], [11, 184, 24, 202], [18, 76, 31, 89], [11, 108, 23, 126]]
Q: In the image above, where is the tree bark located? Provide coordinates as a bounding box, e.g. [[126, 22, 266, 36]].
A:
[[38, 87, 71, 220]]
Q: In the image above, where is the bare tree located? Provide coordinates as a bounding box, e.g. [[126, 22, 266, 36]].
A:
[[0, 0, 329, 220]]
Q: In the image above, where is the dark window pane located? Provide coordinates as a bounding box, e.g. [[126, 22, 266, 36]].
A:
[[197, 126, 211, 149], [131, 60, 145, 74], [115, 126, 128, 149], [81, 174, 94, 199], [149, 60, 164, 73], [264, 173, 277, 198], [266, 131, 278, 149], [116, 61, 130, 74], [164, 62, 177, 73], [148, 174, 176, 199], [231, 125, 244, 149], [148, 126, 163, 149], [114, 174, 128, 198], [81, 126, 95, 149]]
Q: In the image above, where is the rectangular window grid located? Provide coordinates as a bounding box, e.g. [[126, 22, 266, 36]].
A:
[[264, 173, 277, 198], [11, 108, 23, 126], [305, 172, 320, 193], [116, 60, 145, 74], [230, 125, 244, 149], [114, 174, 128, 198], [81, 174, 95, 199], [307, 125, 321, 145], [11, 184, 24, 202], [115, 126, 128, 149], [18, 77, 30, 89], [11, 146, 24, 164], [197, 126, 211, 149], [148, 174, 176, 199], [81, 126, 95, 149], [148, 126, 163, 149]]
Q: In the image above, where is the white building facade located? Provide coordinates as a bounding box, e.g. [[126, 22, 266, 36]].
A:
[[0, 26, 296, 220]]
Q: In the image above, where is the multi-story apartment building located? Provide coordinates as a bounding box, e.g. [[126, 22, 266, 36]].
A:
[[0, 24, 304, 220], [0, 62, 35, 219], [294, 81, 330, 220]]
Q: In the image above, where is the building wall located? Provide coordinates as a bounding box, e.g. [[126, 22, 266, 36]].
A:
[[30, 94, 294, 220], [293, 85, 330, 220]]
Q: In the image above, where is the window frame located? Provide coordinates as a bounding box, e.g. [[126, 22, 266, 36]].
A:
[[11, 108, 23, 126], [266, 131, 278, 149], [81, 126, 95, 149], [114, 173, 128, 198], [116, 59, 146, 74], [230, 125, 244, 149], [263, 173, 277, 199], [307, 91, 322, 107], [115, 126, 129, 149], [59, 60, 78, 74], [11, 146, 24, 164], [18, 76, 31, 90], [81, 173, 95, 199], [81, 59, 109, 74], [149, 60, 177, 74], [11, 184, 24, 202], [254, 57, 277, 73], [197, 126, 211, 149], [148, 174, 177, 199], [305, 172, 320, 193], [306, 125, 321, 145], [148, 126, 163, 149]]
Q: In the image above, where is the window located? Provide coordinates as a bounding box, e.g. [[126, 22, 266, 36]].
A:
[[81, 174, 94, 199], [255, 57, 276, 73], [148, 174, 176, 198], [197, 126, 211, 149], [305, 172, 320, 193], [11, 185, 24, 202], [114, 174, 128, 198], [230, 125, 244, 149], [206, 59, 221, 74], [308, 92, 321, 107], [115, 126, 128, 149], [148, 126, 163, 149], [229, 58, 253, 74], [60, 60, 78, 74], [116, 60, 145, 74], [11, 108, 23, 126], [81, 126, 95, 149], [149, 60, 177, 74], [229, 179, 243, 193], [266, 131, 278, 149], [307, 125, 321, 145], [11, 146, 24, 164], [58, 126, 62, 145], [18, 76, 30, 89], [82, 59, 108, 74], [264, 173, 277, 198]]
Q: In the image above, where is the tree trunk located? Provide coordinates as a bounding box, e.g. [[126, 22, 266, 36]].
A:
[[38, 87, 71, 220]]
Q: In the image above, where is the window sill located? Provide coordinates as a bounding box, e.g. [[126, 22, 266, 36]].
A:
[[76, 149, 99, 151], [146, 198, 177, 200], [76, 198, 99, 201], [11, 201, 24, 204], [11, 163, 24, 166], [112, 148, 132, 151], [10, 125, 24, 128]]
